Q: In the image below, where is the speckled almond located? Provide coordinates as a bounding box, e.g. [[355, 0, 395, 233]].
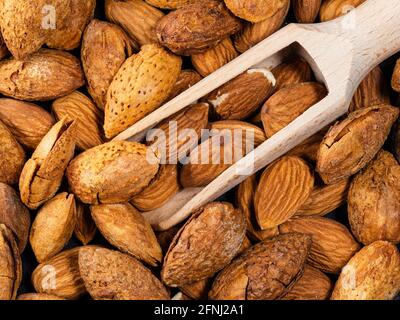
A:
[[224, 0, 287, 22], [67, 141, 159, 204], [161, 202, 246, 287]]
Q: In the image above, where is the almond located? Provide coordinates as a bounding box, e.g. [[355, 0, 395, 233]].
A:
[[19, 118, 77, 209], [157, 225, 182, 254], [191, 38, 238, 77], [161, 202, 246, 287], [81, 19, 136, 109], [104, 44, 182, 138], [209, 233, 312, 300], [279, 217, 360, 273], [393, 119, 400, 163], [0, 98, 55, 149], [287, 130, 326, 163], [331, 241, 400, 300], [90, 203, 162, 266], [293, 0, 322, 23], [30, 193, 76, 263], [180, 278, 213, 300], [52, 91, 104, 150], [0, 34, 8, 60], [79, 246, 170, 300], [320, 0, 366, 22], [67, 141, 159, 204], [391, 58, 400, 93], [0, 49, 84, 101], [167, 70, 202, 101], [74, 202, 96, 245], [254, 156, 314, 229], [156, 0, 242, 55], [17, 293, 65, 300], [224, 0, 288, 23], [272, 58, 313, 91], [261, 82, 327, 138], [316, 105, 399, 185], [145, 0, 200, 9], [348, 151, 400, 245]]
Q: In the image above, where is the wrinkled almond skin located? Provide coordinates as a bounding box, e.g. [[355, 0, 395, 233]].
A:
[[283, 265, 333, 300], [17, 293, 65, 300], [391, 59, 400, 93], [348, 151, 400, 245], [209, 233, 312, 300], [161, 202, 246, 287], [293, 0, 321, 23], [191, 38, 238, 77], [0, 120, 25, 185], [279, 217, 360, 274], [156, 0, 242, 56], [0, 49, 84, 101], [30, 193, 76, 263], [320, 0, 366, 22], [0, 98, 55, 149], [32, 247, 87, 299], [205, 68, 276, 120], [331, 241, 400, 300], [104, 44, 181, 138], [0, 0, 95, 59], [254, 156, 314, 229], [224, 0, 287, 23], [19, 118, 77, 209], [67, 141, 159, 205], [91, 203, 162, 266], [0, 183, 30, 252], [79, 246, 169, 300], [105, 0, 164, 47], [180, 278, 213, 300], [167, 70, 202, 101], [82, 19, 135, 109], [52, 91, 104, 150], [145, 0, 200, 9], [233, 0, 289, 53], [131, 164, 180, 212], [316, 105, 399, 185], [261, 82, 327, 138], [272, 58, 313, 91], [74, 202, 96, 245]]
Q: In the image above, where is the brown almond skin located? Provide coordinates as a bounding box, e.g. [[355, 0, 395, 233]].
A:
[[287, 130, 326, 164], [180, 278, 213, 300], [320, 0, 366, 22], [272, 58, 313, 91], [293, 0, 322, 23], [32, 247, 87, 300], [30, 193, 76, 263], [167, 70, 202, 101], [205, 68, 275, 120], [279, 217, 360, 274], [145, 0, 200, 9], [316, 105, 399, 185], [254, 156, 314, 229], [79, 246, 170, 300], [67, 141, 159, 205], [0, 98, 55, 149], [348, 151, 400, 245], [191, 38, 238, 77], [0, 34, 8, 60], [90, 203, 163, 266], [261, 82, 327, 138], [209, 233, 312, 300], [233, 0, 289, 53], [0, 49, 84, 101], [0, 183, 30, 252], [283, 265, 333, 300], [156, 0, 242, 56], [74, 202, 96, 245], [52, 91, 104, 150], [0, 120, 26, 185], [105, 0, 164, 47], [331, 241, 400, 300], [161, 202, 246, 287], [393, 119, 400, 163], [224, 0, 287, 23], [17, 293, 65, 300], [82, 19, 135, 109], [391, 59, 400, 93], [131, 164, 180, 212]]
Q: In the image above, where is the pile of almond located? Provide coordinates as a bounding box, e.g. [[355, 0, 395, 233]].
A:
[[1, 0, 400, 301]]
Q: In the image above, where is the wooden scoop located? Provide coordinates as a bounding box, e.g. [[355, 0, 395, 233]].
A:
[[114, 0, 400, 231]]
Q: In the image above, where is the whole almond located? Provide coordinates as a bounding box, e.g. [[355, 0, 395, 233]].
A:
[[316, 105, 399, 185], [331, 241, 400, 300], [391, 58, 400, 93], [0, 98, 55, 149], [224, 0, 288, 23], [81, 19, 136, 109], [104, 44, 181, 138], [0, 49, 84, 101], [293, 0, 322, 23], [320, 0, 366, 22], [17, 293, 65, 300], [272, 58, 313, 91], [161, 202, 246, 287], [52, 91, 104, 150], [145, 0, 200, 9], [348, 151, 400, 245], [74, 202, 96, 245], [79, 246, 169, 300], [254, 156, 314, 229], [90, 203, 163, 266], [209, 233, 312, 300], [261, 82, 327, 138], [32, 247, 87, 299], [30, 193, 76, 263], [156, 0, 242, 56], [167, 70, 202, 101], [279, 216, 360, 273], [191, 38, 238, 77], [67, 141, 159, 204]]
